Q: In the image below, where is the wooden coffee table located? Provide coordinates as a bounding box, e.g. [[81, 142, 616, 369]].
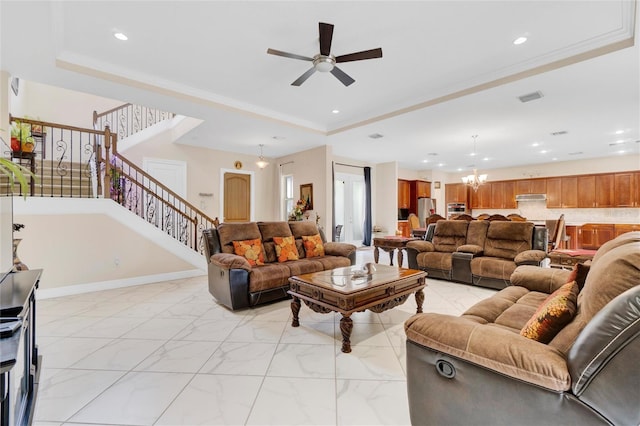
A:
[[288, 264, 427, 353]]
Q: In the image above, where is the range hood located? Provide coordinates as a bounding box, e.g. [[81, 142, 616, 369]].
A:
[[516, 194, 547, 202]]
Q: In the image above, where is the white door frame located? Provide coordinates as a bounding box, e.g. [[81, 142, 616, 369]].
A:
[[220, 168, 255, 222]]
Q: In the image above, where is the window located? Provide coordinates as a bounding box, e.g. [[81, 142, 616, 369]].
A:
[[283, 174, 294, 220]]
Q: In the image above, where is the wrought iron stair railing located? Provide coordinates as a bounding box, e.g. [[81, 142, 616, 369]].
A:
[[93, 103, 175, 140], [4, 116, 217, 254]]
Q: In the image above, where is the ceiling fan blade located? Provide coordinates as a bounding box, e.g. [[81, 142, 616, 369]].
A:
[[291, 67, 317, 86], [267, 48, 313, 62], [335, 48, 383, 63], [330, 66, 355, 87], [319, 22, 334, 56]]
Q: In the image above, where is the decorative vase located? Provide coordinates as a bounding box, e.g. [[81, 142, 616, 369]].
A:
[[12, 238, 28, 271], [22, 142, 35, 153]]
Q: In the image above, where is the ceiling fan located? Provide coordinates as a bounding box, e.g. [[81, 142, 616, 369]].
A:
[[267, 22, 383, 87]]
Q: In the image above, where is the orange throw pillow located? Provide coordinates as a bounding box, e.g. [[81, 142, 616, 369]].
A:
[[520, 281, 579, 343], [273, 236, 299, 262], [232, 238, 265, 266], [302, 234, 325, 258]]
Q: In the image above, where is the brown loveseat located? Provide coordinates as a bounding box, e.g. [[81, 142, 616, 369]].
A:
[[405, 231, 640, 425], [203, 221, 357, 310], [406, 220, 548, 289]]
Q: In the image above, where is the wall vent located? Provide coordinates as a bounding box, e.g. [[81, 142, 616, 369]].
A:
[[368, 133, 384, 139], [551, 130, 568, 136], [518, 91, 544, 103]]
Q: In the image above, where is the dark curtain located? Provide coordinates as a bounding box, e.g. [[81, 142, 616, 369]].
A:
[[331, 162, 336, 242], [363, 166, 372, 246]]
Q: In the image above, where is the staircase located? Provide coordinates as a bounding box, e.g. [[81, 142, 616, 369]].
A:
[[5, 107, 217, 254]]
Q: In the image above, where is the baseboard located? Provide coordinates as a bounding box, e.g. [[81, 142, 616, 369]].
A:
[[36, 269, 205, 299]]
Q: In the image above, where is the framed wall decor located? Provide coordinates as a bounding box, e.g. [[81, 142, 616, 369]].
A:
[[300, 183, 313, 210]]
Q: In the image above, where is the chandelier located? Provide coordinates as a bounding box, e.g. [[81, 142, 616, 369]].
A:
[[461, 135, 487, 191], [256, 144, 269, 169], [462, 168, 487, 191]]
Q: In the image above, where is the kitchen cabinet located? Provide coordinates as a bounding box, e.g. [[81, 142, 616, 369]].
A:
[[398, 179, 411, 209], [416, 180, 431, 198], [490, 181, 516, 209], [560, 177, 578, 208], [579, 224, 615, 250], [445, 183, 470, 205], [397, 221, 410, 238], [515, 178, 546, 195], [614, 172, 640, 207], [546, 178, 561, 208], [578, 174, 615, 208], [470, 183, 491, 209], [546, 177, 577, 208], [615, 224, 640, 237], [564, 225, 579, 250]]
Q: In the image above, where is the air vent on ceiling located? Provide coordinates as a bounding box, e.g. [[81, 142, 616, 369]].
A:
[[518, 91, 544, 103], [368, 133, 384, 139], [551, 130, 568, 136]]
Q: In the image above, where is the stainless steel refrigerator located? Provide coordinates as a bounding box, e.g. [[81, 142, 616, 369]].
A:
[[417, 198, 436, 228]]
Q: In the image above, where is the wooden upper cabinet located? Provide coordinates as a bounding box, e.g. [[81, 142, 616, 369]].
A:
[[614, 172, 640, 207], [546, 178, 561, 208], [595, 174, 615, 207], [398, 179, 411, 209], [416, 180, 431, 198], [471, 183, 492, 209], [577, 175, 596, 208], [516, 178, 546, 195], [446, 183, 471, 206], [560, 176, 578, 208], [488, 181, 515, 209]]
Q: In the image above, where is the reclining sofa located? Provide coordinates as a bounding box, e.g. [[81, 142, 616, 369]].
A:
[[405, 231, 640, 425], [203, 221, 357, 310], [406, 220, 547, 289]]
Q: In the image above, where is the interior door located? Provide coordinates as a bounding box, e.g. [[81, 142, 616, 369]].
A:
[[223, 172, 251, 222]]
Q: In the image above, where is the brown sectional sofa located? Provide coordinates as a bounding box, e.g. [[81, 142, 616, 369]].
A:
[[203, 221, 357, 310], [404, 231, 640, 425], [406, 219, 548, 289]]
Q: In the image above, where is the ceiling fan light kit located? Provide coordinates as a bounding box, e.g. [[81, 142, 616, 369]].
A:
[[267, 22, 382, 86]]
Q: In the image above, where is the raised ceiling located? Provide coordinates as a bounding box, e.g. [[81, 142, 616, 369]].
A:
[[1, 1, 638, 172]]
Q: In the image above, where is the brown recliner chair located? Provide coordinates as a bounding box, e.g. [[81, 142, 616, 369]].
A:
[[405, 231, 640, 425]]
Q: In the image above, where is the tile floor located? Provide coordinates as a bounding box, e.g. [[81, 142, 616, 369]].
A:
[[33, 248, 496, 426]]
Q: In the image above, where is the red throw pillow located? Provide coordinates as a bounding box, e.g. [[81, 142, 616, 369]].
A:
[[520, 281, 579, 343], [566, 262, 590, 291], [273, 236, 299, 262], [302, 234, 325, 258], [232, 238, 265, 266]]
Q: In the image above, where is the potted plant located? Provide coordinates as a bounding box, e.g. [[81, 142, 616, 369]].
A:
[[10, 120, 35, 153], [1, 131, 34, 196]]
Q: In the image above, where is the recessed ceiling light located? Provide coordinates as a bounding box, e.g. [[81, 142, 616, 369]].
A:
[[437, 163, 444, 167], [113, 32, 128, 41], [615, 130, 624, 134], [422, 159, 428, 163], [531, 142, 540, 147], [332, 109, 340, 114], [483, 157, 489, 161], [552, 157, 558, 161], [617, 150, 626, 154], [540, 150, 548, 154], [469, 152, 476, 157], [457, 168, 463, 172], [513, 36, 528, 45]]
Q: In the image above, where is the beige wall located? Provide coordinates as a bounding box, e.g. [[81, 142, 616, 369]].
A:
[[14, 213, 195, 289]]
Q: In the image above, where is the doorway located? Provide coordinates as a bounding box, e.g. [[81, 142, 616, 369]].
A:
[[335, 172, 365, 246]]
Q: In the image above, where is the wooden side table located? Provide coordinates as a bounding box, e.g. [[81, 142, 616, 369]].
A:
[[373, 236, 420, 266]]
